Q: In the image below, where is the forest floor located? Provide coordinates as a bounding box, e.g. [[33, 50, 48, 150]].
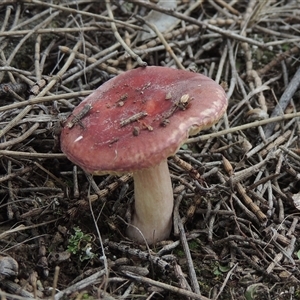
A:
[[0, 1, 300, 299]]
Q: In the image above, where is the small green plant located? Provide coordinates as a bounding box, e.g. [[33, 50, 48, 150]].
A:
[[296, 249, 300, 260], [188, 240, 199, 251], [81, 292, 95, 300], [67, 226, 95, 261], [213, 263, 230, 276]]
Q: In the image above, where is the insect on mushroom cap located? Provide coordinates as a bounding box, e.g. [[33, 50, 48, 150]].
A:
[[60, 66, 228, 174]]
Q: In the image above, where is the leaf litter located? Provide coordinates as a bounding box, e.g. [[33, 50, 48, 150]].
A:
[[0, 0, 300, 299]]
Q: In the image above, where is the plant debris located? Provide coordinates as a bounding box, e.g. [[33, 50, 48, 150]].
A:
[[0, 1, 300, 299]]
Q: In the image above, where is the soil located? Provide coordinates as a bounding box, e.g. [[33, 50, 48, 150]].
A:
[[0, 1, 300, 299]]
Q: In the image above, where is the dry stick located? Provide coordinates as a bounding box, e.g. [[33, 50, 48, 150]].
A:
[[224, 40, 238, 143], [230, 155, 274, 186], [59, 46, 122, 75], [0, 166, 33, 183], [22, 0, 144, 31], [229, 241, 279, 282], [245, 129, 282, 159], [222, 156, 267, 223], [75, 174, 132, 208], [257, 45, 300, 76], [173, 192, 184, 236], [0, 26, 102, 36], [264, 66, 300, 138], [142, 20, 185, 70], [215, 0, 240, 15], [1, 6, 49, 33], [7, 161, 14, 219], [254, 24, 300, 40], [240, 5, 268, 143], [0, 5, 13, 32], [105, 0, 146, 67], [0, 107, 33, 139], [125, 0, 265, 48], [207, 200, 222, 242], [177, 214, 201, 295], [0, 11, 61, 139], [124, 271, 212, 300], [0, 41, 82, 138], [34, 34, 42, 81], [11, 2, 21, 28], [268, 228, 296, 265], [259, 129, 292, 157], [229, 77, 278, 117], [235, 183, 267, 222], [1, 84, 27, 102], [279, 145, 300, 163], [287, 218, 299, 238], [87, 187, 110, 296], [0, 123, 39, 149], [57, 28, 120, 59], [208, 0, 237, 19], [0, 220, 56, 239], [214, 263, 239, 300], [265, 38, 300, 47], [40, 38, 57, 72], [0, 91, 92, 112], [125, 31, 133, 70], [0, 6, 51, 82], [173, 262, 193, 293], [51, 266, 60, 300], [134, 24, 201, 52], [0, 38, 82, 138], [186, 111, 300, 143], [5, 11, 60, 68], [0, 66, 32, 76], [239, 0, 260, 34], [0, 280, 35, 299], [247, 69, 268, 113], [134, 37, 200, 56], [73, 166, 80, 198], [33, 161, 66, 188], [215, 44, 228, 84], [54, 269, 107, 300], [85, 172, 103, 198], [107, 241, 171, 271], [172, 155, 202, 182], [61, 50, 119, 84]]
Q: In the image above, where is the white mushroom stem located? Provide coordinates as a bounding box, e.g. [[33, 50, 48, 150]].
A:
[[126, 159, 174, 244]]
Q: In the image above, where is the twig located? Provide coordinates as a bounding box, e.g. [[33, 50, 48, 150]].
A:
[[264, 66, 300, 138], [177, 213, 201, 295], [124, 271, 212, 300], [187, 112, 300, 143], [54, 269, 107, 300], [105, 0, 147, 67], [125, 0, 266, 48], [21, 0, 144, 31], [0, 123, 39, 149], [214, 263, 238, 300], [141, 19, 185, 70], [107, 241, 171, 272], [0, 26, 105, 36], [257, 45, 300, 76], [0, 91, 92, 112], [59, 46, 122, 75], [0, 150, 65, 159]]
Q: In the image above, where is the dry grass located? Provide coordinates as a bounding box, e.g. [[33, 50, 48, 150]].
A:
[[0, 0, 300, 299]]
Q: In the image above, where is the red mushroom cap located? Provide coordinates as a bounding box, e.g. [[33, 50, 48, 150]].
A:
[[60, 66, 227, 174]]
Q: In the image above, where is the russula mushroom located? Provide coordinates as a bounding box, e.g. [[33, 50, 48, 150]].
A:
[[60, 66, 227, 245]]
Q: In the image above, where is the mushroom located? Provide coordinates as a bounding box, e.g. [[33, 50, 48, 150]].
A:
[[60, 66, 227, 245]]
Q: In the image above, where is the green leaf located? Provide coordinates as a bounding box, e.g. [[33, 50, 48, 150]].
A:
[[296, 250, 300, 260]]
